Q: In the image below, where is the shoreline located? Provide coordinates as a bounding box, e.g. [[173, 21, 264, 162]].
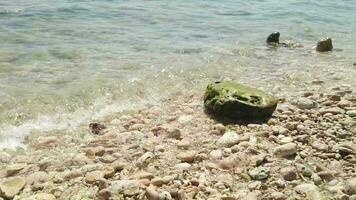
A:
[[0, 83, 355, 199]]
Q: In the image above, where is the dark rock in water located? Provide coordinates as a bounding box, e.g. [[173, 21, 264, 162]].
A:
[[316, 37, 333, 52], [204, 81, 278, 119], [89, 122, 106, 134], [266, 32, 280, 43]]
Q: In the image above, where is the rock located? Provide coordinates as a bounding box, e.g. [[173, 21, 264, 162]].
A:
[[138, 152, 155, 165], [317, 171, 334, 182], [204, 81, 277, 119], [296, 164, 313, 177], [146, 186, 159, 200], [176, 151, 196, 163], [212, 124, 226, 135], [28, 193, 56, 200], [167, 128, 181, 139], [178, 115, 193, 124], [248, 167, 270, 180], [319, 107, 345, 115], [267, 32, 280, 43], [26, 171, 49, 185], [151, 177, 164, 187], [246, 191, 259, 200], [159, 191, 172, 200], [316, 37, 333, 52], [294, 183, 318, 194], [273, 143, 297, 157], [344, 177, 356, 195], [111, 161, 126, 172], [109, 180, 139, 196], [311, 173, 322, 185], [0, 177, 26, 199], [62, 169, 83, 181], [217, 131, 240, 147], [210, 149, 223, 160], [176, 139, 190, 149], [296, 97, 317, 109], [312, 141, 328, 152], [281, 167, 298, 181], [174, 163, 192, 171], [6, 163, 27, 176], [133, 172, 154, 180], [85, 170, 105, 184], [346, 110, 356, 117], [270, 192, 287, 200], [97, 189, 111, 200], [0, 152, 11, 163], [89, 122, 106, 134]]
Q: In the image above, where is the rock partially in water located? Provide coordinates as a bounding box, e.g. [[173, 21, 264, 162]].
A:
[[204, 81, 277, 119], [0, 177, 26, 199], [266, 32, 280, 43], [316, 37, 333, 52]]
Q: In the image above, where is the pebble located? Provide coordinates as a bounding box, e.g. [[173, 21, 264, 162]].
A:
[[97, 189, 111, 200], [213, 123, 226, 135], [178, 115, 193, 124], [6, 163, 27, 176], [26, 171, 49, 185], [109, 180, 139, 196], [209, 149, 223, 160], [176, 139, 191, 149], [174, 163, 192, 171], [281, 167, 298, 181], [138, 152, 155, 165], [248, 167, 270, 180], [25, 193, 56, 200], [217, 131, 240, 147], [270, 192, 287, 200], [146, 185, 159, 200], [246, 192, 259, 200], [273, 143, 297, 157], [85, 170, 104, 184], [320, 107, 345, 115], [110, 160, 126, 172], [167, 128, 181, 139], [151, 177, 164, 187], [294, 183, 319, 194], [159, 191, 172, 200], [0, 152, 11, 163], [176, 151, 196, 163], [312, 141, 328, 152], [296, 97, 317, 109], [0, 177, 26, 199], [346, 110, 356, 117]]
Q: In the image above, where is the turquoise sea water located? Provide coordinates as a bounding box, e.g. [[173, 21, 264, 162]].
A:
[[1, 0, 356, 148]]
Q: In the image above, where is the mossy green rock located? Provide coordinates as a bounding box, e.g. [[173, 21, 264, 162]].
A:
[[204, 81, 277, 119]]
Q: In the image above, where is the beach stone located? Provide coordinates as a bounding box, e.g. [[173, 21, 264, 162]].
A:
[[204, 81, 277, 119], [217, 131, 240, 147], [97, 189, 111, 200], [248, 167, 270, 180], [146, 185, 159, 200], [346, 110, 356, 117], [320, 107, 345, 115], [26, 171, 49, 185], [273, 143, 297, 157], [151, 177, 164, 187], [167, 128, 181, 139], [111, 160, 126, 171], [270, 192, 287, 200], [174, 163, 192, 171], [176, 151, 196, 163], [296, 97, 317, 109], [281, 167, 298, 181], [85, 170, 105, 184], [28, 193, 56, 200], [210, 149, 223, 160], [0, 152, 11, 163], [312, 141, 328, 152], [344, 177, 356, 195], [0, 177, 26, 199], [316, 37, 333, 52], [294, 183, 318, 194], [159, 191, 172, 200], [109, 180, 139, 196], [6, 163, 27, 176]]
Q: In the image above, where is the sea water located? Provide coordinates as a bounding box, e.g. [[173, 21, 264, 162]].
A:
[[1, 0, 355, 148]]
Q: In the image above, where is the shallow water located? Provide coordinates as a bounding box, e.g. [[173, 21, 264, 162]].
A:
[[1, 0, 356, 148]]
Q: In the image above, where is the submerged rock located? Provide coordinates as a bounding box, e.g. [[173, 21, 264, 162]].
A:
[[204, 81, 277, 119], [316, 37, 333, 52]]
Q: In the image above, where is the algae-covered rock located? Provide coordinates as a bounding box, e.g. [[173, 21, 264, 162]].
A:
[[204, 81, 277, 119]]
